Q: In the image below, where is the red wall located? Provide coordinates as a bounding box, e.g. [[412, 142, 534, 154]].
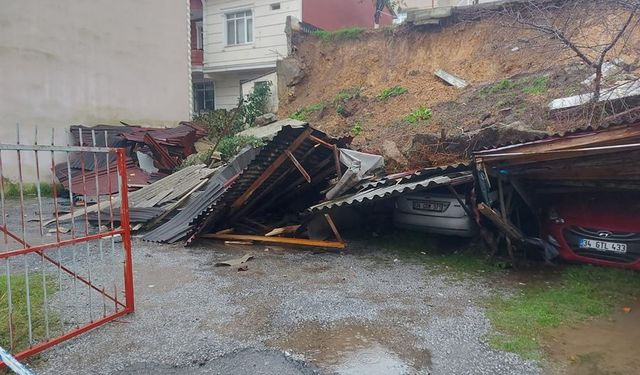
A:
[[190, 0, 202, 11], [302, 0, 393, 31]]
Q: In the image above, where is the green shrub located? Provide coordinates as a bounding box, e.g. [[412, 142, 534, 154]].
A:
[[522, 76, 548, 94], [405, 107, 432, 123], [313, 27, 365, 41], [217, 135, 265, 160], [376, 86, 408, 101], [289, 103, 325, 121], [350, 121, 363, 136], [332, 86, 362, 105], [239, 81, 272, 126]]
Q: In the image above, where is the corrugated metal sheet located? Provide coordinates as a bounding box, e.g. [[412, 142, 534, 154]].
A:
[[359, 163, 471, 189], [142, 147, 259, 243], [307, 171, 474, 213]]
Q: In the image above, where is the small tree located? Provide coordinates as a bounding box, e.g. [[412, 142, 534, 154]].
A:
[[496, 0, 639, 123]]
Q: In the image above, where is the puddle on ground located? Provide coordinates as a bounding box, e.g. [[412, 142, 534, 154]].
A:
[[269, 321, 431, 374], [544, 301, 640, 375]]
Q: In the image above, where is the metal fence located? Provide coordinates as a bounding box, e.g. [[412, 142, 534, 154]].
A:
[[0, 127, 134, 367]]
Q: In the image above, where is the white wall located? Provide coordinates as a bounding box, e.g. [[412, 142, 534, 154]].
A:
[[0, 0, 191, 180], [204, 0, 301, 72]]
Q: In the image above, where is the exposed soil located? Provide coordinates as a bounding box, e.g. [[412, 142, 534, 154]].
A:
[[280, 9, 640, 171], [544, 300, 640, 375]]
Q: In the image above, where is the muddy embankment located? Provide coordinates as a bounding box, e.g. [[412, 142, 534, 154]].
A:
[[279, 9, 640, 171]]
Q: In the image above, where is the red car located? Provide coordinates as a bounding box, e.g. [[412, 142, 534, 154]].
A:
[[542, 193, 640, 270]]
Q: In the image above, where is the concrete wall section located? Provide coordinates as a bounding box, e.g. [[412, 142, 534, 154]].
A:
[[302, 0, 393, 30], [0, 0, 191, 180], [204, 0, 301, 72]]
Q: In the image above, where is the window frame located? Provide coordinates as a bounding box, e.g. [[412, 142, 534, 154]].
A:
[[195, 21, 204, 50], [193, 80, 215, 114], [225, 9, 254, 46]]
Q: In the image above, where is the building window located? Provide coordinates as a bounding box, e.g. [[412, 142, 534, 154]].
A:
[[193, 80, 215, 113], [226, 10, 253, 45], [196, 21, 204, 50], [270, 3, 281, 10]]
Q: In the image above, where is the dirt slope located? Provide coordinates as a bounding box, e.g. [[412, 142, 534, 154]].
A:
[[279, 11, 640, 170]]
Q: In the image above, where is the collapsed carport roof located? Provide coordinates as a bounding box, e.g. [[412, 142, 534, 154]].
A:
[[307, 164, 473, 214], [473, 121, 640, 190]]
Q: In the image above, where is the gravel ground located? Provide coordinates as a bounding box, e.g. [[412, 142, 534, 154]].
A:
[[26, 236, 540, 375]]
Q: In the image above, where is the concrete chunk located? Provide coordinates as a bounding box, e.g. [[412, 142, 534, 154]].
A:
[[435, 69, 468, 88]]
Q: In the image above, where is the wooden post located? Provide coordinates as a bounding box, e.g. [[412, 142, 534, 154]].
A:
[[324, 213, 344, 243], [498, 178, 516, 266], [333, 145, 342, 180]]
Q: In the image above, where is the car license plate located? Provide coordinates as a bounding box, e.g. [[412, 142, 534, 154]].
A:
[[579, 238, 627, 253], [412, 200, 448, 212]]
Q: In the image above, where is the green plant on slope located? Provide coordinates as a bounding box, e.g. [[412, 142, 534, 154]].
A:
[[405, 107, 432, 123], [332, 86, 363, 105], [289, 103, 325, 121], [522, 76, 549, 94], [350, 121, 363, 136], [313, 27, 365, 42], [376, 86, 408, 101]]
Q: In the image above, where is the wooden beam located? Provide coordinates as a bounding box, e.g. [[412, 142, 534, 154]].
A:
[[478, 203, 524, 242], [323, 214, 344, 243], [231, 127, 313, 209], [286, 150, 311, 183], [446, 184, 474, 219], [498, 178, 516, 265], [309, 135, 335, 150], [333, 145, 342, 180], [203, 233, 346, 249]]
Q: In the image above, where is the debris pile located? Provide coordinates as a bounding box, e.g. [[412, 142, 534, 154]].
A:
[[55, 122, 208, 196], [143, 119, 350, 247]]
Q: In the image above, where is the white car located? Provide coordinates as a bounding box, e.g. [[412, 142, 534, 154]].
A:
[[393, 192, 476, 237]]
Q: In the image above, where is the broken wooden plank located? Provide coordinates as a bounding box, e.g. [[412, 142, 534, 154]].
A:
[[478, 202, 524, 242], [435, 69, 468, 88], [285, 150, 311, 183], [203, 233, 346, 249], [323, 214, 344, 243], [265, 225, 301, 237]]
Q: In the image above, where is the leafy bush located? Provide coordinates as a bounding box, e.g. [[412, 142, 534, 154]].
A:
[[217, 135, 265, 160], [376, 86, 408, 101], [238, 81, 272, 126], [194, 109, 243, 142], [350, 121, 363, 136], [313, 27, 365, 41], [405, 107, 432, 123], [289, 103, 325, 121]]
